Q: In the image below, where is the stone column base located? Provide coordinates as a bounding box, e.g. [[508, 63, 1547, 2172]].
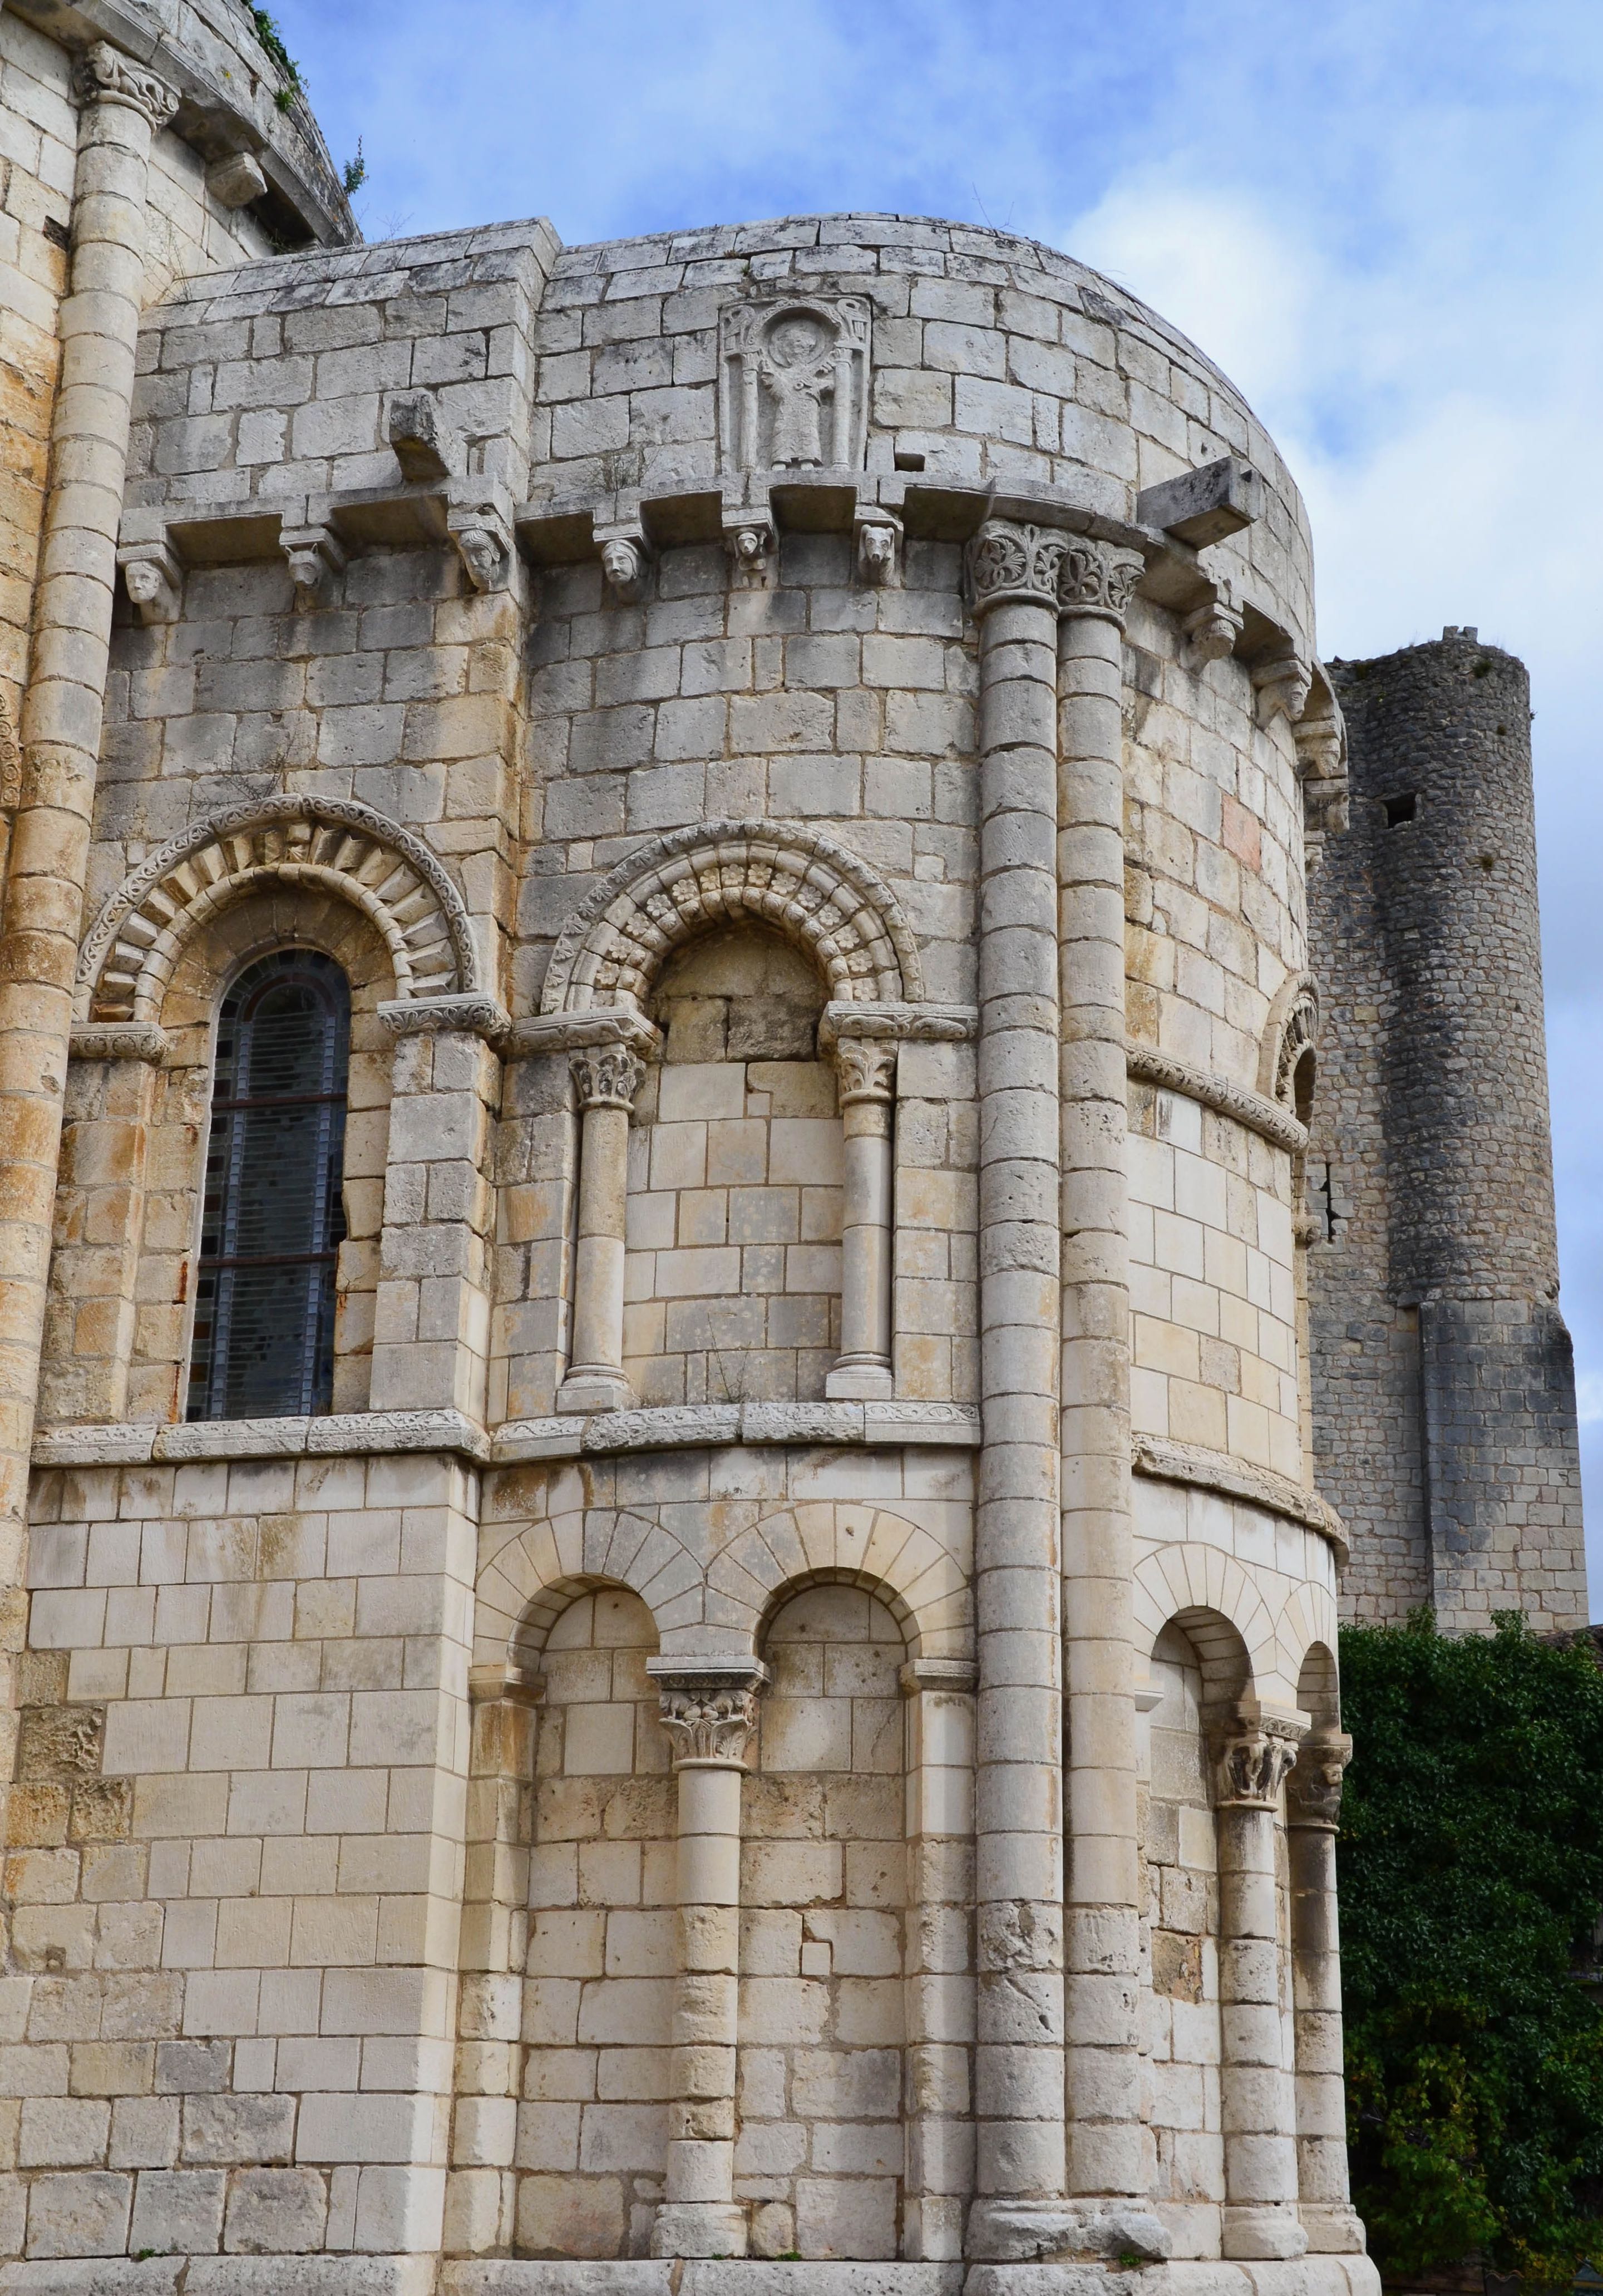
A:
[[650, 2201, 749, 2259], [556, 1364, 634, 1412], [1300, 2204, 1369, 2254], [1221, 2205, 1308, 2260], [824, 1354, 894, 1399]]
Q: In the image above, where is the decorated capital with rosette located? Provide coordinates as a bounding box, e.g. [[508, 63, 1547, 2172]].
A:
[[1058, 536, 1147, 628], [964, 518, 1071, 616]]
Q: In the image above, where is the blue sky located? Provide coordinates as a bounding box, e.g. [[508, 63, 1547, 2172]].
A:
[[273, 0, 1603, 1605]]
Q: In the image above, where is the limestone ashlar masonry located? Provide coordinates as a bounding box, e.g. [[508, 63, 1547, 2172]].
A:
[[1307, 632, 1585, 1628], [0, 19, 1574, 2289]]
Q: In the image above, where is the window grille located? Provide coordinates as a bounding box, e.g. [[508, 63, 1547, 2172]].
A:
[[186, 949, 351, 1421]]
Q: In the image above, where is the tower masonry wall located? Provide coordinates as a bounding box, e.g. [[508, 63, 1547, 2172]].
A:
[[1306, 632, 1585, 1626]]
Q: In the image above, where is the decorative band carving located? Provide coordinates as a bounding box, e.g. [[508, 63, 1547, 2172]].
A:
[[378, 994, 509, 1043], [1132, 1431, 1349, 1563], [541, 817, 923, 1015], [1127, 1038, 1308, 1155], [67, 1023, 169, 1066]]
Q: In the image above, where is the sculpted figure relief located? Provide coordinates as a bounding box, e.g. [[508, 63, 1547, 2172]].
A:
[[719, 294, 872, 473]]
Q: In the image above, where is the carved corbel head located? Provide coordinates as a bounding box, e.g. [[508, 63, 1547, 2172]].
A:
[[280, 523, 347, 610], [1252, 636, 1314, 729], [119, 544, 182, 626], [855, 510, 902, 588], [448, 499, 513, 593], [597, 528, 653, 605], [723, 513, 776, 589], [1181, 579, 1244, 672]]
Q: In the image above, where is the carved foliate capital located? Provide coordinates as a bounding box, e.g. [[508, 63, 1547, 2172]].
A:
[[652, 1667, 764, 1767], [1286, 1730, 1352, 1830], [1059, 538, 1146, 627], [76, 41, 179, 128], [1210, 1715, 1304, 1809], [964, 519, 1069, 617], [571, 1047, 644, 1112], [835, 1038, 897, 1106]]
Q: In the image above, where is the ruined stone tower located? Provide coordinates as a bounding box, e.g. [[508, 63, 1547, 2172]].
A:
[[1306, 633, 1585, 1628], [0, 1, 1579, 2289]]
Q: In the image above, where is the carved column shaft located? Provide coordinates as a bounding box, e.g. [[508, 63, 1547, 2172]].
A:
[[965, 521, 1072, 2258], [1057, 541, 1153, 2212], [649, 1664, 764, 2261], [558, 1047, 644, 1413], [1212, 1717, 1308, 2261], [1288, 1730, 1365, 2253], [826, 1036, 896, 1398], [0, 47, 176, 1744]]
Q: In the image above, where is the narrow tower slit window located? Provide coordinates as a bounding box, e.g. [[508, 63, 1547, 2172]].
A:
[[186, 949, 351, 1421]]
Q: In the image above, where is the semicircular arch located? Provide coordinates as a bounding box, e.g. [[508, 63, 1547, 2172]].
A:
[[711, 1501, 971, 1663], [76, 797, 481, 1023], [473, 1503, 703, 1676], [540, 817, 924, 1016], [1135, 1541, 1280, 1700]]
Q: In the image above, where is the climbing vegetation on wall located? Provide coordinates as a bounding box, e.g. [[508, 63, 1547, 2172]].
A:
[[1340, 1614, 1603, 2283]]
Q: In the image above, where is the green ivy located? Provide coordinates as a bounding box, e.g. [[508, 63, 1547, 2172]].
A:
[[249, 8, 304, 111], [1340, 1614, 1603, 2283]]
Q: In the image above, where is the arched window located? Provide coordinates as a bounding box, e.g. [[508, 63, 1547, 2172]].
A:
[[186, 950, 350, 1421]]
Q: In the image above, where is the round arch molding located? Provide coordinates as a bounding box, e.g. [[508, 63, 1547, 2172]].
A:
[[1259, 969, 1320, 1112], [75, 797, 482, 1023], [539, 816, 925, 1016]]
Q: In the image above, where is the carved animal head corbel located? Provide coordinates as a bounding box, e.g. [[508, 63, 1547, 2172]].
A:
[[855, 508, 902, 587], [280, 522, 347, 610]]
